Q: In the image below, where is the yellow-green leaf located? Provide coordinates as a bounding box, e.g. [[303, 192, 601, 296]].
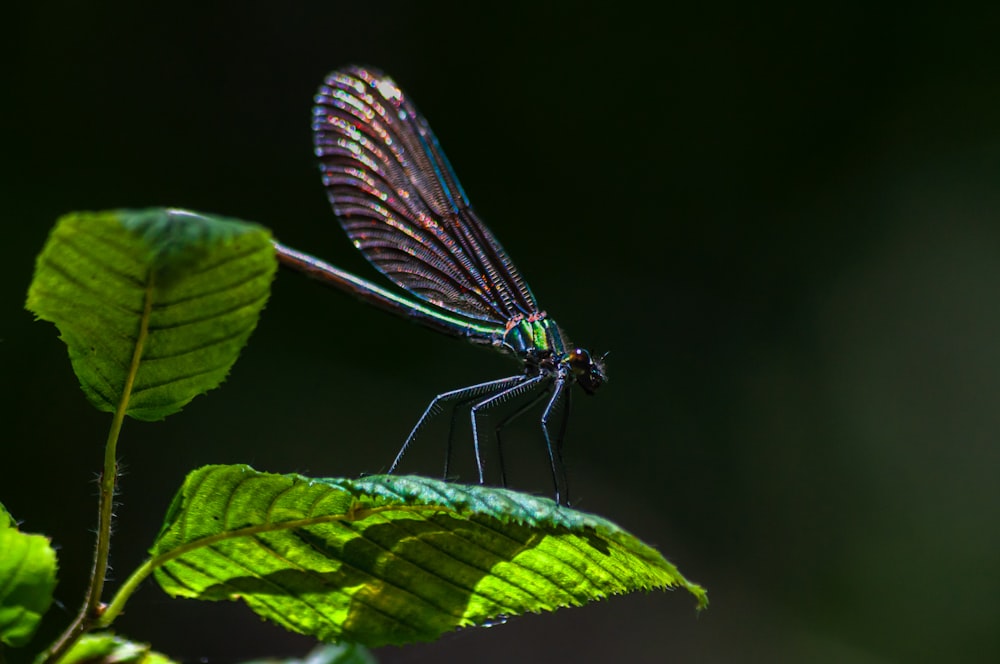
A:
[[25, 208, 277, 420], [0, 503, 58, 648], [151, 465, 706, 647], [58, 632, 175, 664]]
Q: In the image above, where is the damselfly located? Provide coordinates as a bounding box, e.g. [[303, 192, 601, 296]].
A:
[[275, 66, 606, 504]]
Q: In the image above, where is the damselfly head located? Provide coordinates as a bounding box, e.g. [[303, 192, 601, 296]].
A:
[[566, 348, 607, 395]]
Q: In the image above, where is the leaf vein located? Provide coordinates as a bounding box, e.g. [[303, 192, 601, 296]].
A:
[[130, 361, 232, 396], [35, 261, 145, 318], [48, 233, 146, 290], [147, 293, 268, 331], [140, 325, 253, 362], [369, 512, 523, 614], [157, 264, 274, 308], [246, 530, 430, 636], [181, 243, 272, 279]]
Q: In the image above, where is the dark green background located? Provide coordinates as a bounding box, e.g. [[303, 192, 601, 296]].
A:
[[6, 3, 1000, 662]]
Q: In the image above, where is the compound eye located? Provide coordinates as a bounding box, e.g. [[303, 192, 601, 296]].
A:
[[567, 348, 591, 371]]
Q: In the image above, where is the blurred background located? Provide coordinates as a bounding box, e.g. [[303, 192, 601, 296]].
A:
[[5, 3, 1000, 662]]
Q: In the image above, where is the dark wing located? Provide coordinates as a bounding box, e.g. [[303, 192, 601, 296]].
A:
[[312, 66, 539, 324]]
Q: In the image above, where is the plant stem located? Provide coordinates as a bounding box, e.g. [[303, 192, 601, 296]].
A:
[[40, 411, 126, 663], [97, 556, 157, 627], [41, 274, 156, 663]]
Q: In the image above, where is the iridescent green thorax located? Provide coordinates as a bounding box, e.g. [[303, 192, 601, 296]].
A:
[[501, 315, 567, 357]]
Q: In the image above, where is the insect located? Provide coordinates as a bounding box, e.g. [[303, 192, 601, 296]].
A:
[[275, 66, 606, 504]]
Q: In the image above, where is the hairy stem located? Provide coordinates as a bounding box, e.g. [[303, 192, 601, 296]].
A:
[[41, 272, 155, 662]]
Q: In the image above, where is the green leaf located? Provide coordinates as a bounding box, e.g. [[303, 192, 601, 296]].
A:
[[151, 465, 706, 647], [0, 503, 58, 648], [25, 208, 277, 421], [56, 632, 175, 664], [241, 643, 377, 664]]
